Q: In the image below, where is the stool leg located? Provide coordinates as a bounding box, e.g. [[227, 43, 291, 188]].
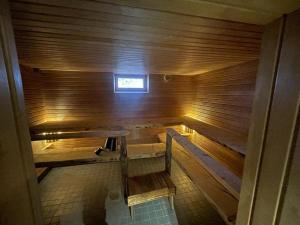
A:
[[129, 206, 134, 219], [169, 196, 174, 210]]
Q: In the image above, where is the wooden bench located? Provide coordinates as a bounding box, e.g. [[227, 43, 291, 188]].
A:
[[120, 137, 176, 219], [127, 143, 165, 159], [159, 129, 240, 225], [183, 116, 247, 155]]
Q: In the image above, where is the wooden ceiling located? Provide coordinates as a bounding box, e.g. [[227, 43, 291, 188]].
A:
[[9, 0, 287, 75]]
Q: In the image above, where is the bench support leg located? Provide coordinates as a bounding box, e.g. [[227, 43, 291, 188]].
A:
[[129, 206, 134, 220], [169, 196, 174, 210]]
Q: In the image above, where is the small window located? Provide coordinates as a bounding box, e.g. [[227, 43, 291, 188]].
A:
[[114, 74, 149, 93]]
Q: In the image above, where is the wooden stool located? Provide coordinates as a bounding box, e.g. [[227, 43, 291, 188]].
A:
[[126, 171, 176, 217], [120, 135, 176, 219]]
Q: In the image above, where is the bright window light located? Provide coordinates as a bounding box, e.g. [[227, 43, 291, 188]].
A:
[[117, 78, 144, 89], [114, 74, 149, 93]]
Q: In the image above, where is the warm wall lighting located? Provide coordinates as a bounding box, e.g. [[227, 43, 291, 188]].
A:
[[41, 131, 62, 136]]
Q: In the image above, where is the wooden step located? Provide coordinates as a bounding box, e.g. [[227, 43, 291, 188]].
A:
[[126, 171, 176, 207]]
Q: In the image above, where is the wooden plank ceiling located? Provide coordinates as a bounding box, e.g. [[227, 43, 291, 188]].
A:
[[10, 0, 266, 75]]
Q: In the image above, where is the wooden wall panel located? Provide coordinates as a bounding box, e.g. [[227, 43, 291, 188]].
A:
[[21, 69, 194, 128], [42, 71, 194, 122], [21, 66, 47, 126], [190, 60, 258, 136]]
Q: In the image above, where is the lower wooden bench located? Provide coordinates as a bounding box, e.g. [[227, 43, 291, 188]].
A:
[[126, 171, 176, 218], [158, 131, 239, 225]]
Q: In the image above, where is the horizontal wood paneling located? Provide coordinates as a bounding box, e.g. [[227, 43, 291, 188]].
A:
[[20, 65, 47, 126], [21, 69, 194, 128], [10, 0, 263, 75], [41, 71, 194, 122], [190, 60, 258, 136]]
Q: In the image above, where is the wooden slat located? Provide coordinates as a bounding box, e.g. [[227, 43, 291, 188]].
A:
[[31, 129, 130, 140], [165, 128, 241, 198], [20, 65, 47, 126], [127, 143, 165, 159], [21, 68, 193, 129], [33, 137, 105, 154], [183, 116, 247, 154], [189, 131, 244, 178], [32, 137, 120, 166], [10, 0, 263, 74], [34, 150, 120, 167], [189, 60, 258, 137], [127, 171, 176, 206], [158, 133, 238, 225]]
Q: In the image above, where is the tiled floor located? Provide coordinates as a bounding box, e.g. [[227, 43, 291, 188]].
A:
[[39, 157, 225, 225]]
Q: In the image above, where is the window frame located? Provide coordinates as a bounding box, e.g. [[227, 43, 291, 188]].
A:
[[113, 74, 149, 93]]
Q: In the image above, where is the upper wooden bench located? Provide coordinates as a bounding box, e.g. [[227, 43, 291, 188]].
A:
[[183, 116, 247, 155]]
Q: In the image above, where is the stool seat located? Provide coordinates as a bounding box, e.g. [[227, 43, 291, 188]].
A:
[[126, 171, 176, 207]]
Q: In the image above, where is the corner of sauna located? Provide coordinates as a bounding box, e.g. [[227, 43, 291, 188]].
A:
[[20, 57, 261, 224]]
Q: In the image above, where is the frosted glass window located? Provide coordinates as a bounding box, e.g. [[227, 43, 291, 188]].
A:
[[114, 74, 149, 93], [117, 78, 144, 89]]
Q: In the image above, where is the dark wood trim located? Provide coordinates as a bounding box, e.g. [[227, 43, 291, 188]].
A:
[[31, 129, 130, 141], [236, 17, 286, 225], [165, 133, 172, 175], [0, 1, 43, 224]]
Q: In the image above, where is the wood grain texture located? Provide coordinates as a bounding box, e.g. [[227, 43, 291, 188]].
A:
[[20, 65, 47, 126], [32, 137, 119, 166], [40, 71, 194, 121], [127, 143, 165, 159], [189, 131, 244, 178], [20, 68, 194, 129], [158, 133, 238, 225], [10, 0, 263, 75], [251, 10, 300, 225], [127, 171, 176, 206], [0, 1, 43, 224], [190, 60, 258, 137], [278, 116, 300, 225], [33, 137, 106, 154], [158, 129, 244, 180], [165, 128, 241, 199], [184, 116, 248, 154], [32, 129, 130, 141], [34, 150, 120, 167], [236, 18, 285, 225]]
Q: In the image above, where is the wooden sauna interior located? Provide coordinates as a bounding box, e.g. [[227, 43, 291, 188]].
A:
[[2, 1, 300, 225]]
